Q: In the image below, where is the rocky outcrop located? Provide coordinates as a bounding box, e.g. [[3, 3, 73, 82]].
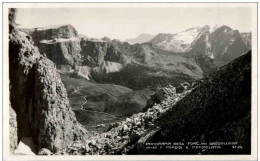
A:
[[80, 39, 124, 67], [9, 25, 87, 154], [135, 51, 251, 154], [144, 85, 177, 111]]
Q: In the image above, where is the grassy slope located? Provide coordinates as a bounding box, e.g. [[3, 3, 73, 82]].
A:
[[61, 74, 153, 130]]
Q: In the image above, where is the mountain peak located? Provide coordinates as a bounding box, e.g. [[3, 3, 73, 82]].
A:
[[125, 33, 154, 44]]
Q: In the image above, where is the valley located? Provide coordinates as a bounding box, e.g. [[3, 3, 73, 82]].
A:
[[18, 24, 251, 133]]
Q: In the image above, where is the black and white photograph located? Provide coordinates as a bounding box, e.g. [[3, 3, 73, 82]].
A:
[[2, 2, 258, 160]]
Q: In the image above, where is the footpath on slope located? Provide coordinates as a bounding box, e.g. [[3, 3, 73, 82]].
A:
[[65, 84, 192, 155]]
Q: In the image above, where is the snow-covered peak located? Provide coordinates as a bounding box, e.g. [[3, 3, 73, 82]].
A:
[[173, 27, 201, 44], [207, 24, 219, 33], [151, 25, 223, 52], [154, 27, 204, 52]]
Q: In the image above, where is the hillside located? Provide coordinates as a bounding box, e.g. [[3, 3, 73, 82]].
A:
[[133, 51, 251, 154], [60, 74, 153, 129]]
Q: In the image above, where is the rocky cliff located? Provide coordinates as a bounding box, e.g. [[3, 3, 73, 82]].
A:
[[20, 24, 79, 46], [20, 26, 124, 72], [9, 11, 87, 154], [80, 38, 124, 67], [38, 40, 82, 68]]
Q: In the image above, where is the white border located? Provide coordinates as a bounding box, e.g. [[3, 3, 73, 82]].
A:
[[2, 2, 258, 161]]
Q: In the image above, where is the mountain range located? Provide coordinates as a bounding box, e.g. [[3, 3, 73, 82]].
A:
[[17, 23, 251, 130]]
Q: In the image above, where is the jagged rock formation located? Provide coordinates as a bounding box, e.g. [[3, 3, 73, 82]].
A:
[[9, 11, 87, 153], [133, 51, 251, 154], [144, 85, 179, 111]]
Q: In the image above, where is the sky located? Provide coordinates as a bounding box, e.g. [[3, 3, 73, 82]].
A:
[[16, 7, 252, 41]]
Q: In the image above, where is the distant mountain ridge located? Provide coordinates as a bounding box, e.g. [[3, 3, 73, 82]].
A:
[[18, 24, 250, 91], [150, 25, 251, 65], [125, 33, 154, 44], [19, 24, 218, 90]]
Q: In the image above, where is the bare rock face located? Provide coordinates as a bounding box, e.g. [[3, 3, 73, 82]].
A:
[[38, 40, 82, 67], [80, 39, 124, 67], [9, 104, 18, 154], [9, 28, 87, 153]]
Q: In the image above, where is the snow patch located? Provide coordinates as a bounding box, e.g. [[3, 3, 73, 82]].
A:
[[75, 66, 91, 80], [157, 27, 202, 52], [173, 28, 200, 44], [40, 37, 80, 44], [208, 24, 219, 33], [14, 138, 36, 155], [100, 61, 122, 74]]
